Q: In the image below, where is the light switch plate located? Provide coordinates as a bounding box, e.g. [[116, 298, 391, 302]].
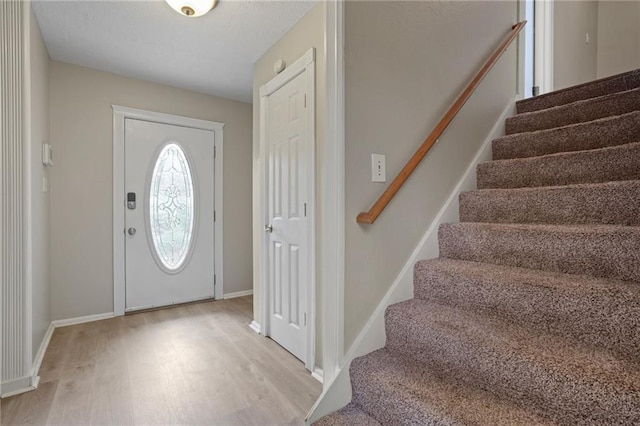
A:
[[371, 153, 386, 182]]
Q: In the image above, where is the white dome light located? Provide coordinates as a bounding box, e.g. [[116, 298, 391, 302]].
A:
[[165, 0, 217, 17]]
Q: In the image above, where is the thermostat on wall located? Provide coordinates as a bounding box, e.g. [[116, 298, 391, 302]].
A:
[[42, 143, 53, 166]]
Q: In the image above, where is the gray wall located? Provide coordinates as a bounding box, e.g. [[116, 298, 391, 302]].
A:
[[597, 0, 640, 78], [252, 2, 326, 367], [553, 0, 599, 89], [29, 6, 51, 357], [344, 1, 519, 350], [49, 62, 253, 320]]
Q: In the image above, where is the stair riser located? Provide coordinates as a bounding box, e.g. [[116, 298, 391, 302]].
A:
[[385, 307, 640, 424], [349, 360, 443, 426], [312, 403, 380, 426], [459, 182, 640, 226], [438, 224, 640, 282], [350, 352, 551, 426], [516, 69, 640, 113], [413, 260, 640, 361], [479, 143, 640, 189], [505, 88, 640, 135], [493, 111, 640, 160]]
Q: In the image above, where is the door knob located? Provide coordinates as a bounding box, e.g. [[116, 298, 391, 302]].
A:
[[128, 227, 137, 236], [265, 224, 273, 233]]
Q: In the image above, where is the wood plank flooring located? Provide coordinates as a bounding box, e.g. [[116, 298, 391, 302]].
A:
[[1, 296, 322, 425]]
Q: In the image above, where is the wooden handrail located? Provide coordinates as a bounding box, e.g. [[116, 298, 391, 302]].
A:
[[357, 21, 527, 224]]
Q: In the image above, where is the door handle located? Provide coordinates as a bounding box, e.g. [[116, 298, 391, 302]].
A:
[[265, 224, 273, 233], [128, 227, 137, 236]]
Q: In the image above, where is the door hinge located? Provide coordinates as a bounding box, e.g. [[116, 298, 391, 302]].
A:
[[304, 202, 307, 217], [532, 86, 540, 97], [304, 312, 307, 326], [214, 146, 217, 159], [214, 210, 216, 222], [214, 274, 216, 286], [304, 93, 307, 108]]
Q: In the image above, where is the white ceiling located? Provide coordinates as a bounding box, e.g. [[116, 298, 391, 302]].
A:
[[32, 0, 317, 103]]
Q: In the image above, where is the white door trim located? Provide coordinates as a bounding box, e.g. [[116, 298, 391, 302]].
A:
[[259, 48, 316, 372], [112, 106, 224, 316], [535, 0, 554, 94], [517, 0, 535, 99], [321, 0, 345, 391]]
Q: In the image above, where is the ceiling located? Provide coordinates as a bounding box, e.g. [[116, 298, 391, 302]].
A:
[[32, 0, 317, 103]]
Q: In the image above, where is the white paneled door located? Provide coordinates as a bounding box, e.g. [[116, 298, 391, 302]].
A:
[[125, 119, 216, 311], [266, 70, 310, 362]]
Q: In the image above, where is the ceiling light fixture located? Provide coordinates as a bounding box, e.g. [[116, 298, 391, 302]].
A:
[[165, 0, 217, 17]]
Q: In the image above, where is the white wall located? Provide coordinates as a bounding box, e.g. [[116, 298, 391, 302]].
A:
[[553, 0, 599, 89], [252, 3, 326, 367], [49, 62, 253, 320], [597, 0, 640, 78], [343, 0, 519, 350], [28, 6, 51, 359]]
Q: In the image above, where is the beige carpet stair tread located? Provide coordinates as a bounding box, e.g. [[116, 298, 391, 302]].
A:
[[505, 87, 640, 135], [459, 179, 640, 225], [479, 141, 640, 189], [493, 110, 640, 160], [413, 258, 640, 361], [439, 222, 640, 282], [385, 299, 640, 424], [312, 403, 380, 426], [350, 348, 556, 426], [516, 69, 640, 113]]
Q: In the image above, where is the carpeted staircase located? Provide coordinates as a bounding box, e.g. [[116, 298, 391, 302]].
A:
[[315, 69, 640, 425]]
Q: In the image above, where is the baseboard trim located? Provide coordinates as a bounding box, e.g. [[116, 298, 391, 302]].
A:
[[312, 367, 324, 384], [223, 290, 253, 299], [1, 321, 55, 399], [305, 97, 518, 424], [249, 320, 261, 334], [31, 322, 54, 383], [52, 312, 114, 328], [1, 376, 35, 398]]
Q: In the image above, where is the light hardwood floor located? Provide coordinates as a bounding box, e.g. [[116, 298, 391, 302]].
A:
[[1, 296, 322, 425]]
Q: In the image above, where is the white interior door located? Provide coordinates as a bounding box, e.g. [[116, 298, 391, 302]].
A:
[[125, 118, 216, 311], [266, 71, 309, 362]]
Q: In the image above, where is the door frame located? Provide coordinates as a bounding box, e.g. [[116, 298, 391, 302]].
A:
[[534, 0, 554, 94], [112, 106, 224, 316], [259, 48, 316, 371]]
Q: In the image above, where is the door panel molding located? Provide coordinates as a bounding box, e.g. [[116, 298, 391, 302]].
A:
[[112, 106, 224, 316], [259, 48, 316, 371]]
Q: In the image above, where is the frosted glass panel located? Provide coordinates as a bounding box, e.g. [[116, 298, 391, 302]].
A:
[[149, 143, 194, 270]]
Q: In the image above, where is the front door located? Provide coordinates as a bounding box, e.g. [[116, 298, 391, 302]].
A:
[[265, 70, 310, 362], [125, 118, 216, 311]]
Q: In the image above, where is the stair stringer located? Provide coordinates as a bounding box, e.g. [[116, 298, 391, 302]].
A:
[[305, 98, 518, 425]]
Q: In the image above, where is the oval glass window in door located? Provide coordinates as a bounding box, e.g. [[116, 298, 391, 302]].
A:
[[149, 143, 195, 271]]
